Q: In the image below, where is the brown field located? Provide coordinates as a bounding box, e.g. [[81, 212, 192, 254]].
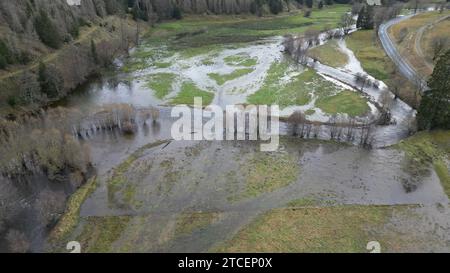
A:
[[389, 11, 450, 78]]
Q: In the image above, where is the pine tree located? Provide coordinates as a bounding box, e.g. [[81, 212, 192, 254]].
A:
[[38, 62, 64, 99], [269, 0, 283, 14], [91, 40, 98, 64], [34, 10, 62, 49], [417, 50, 450, 130], [356, 5, 374, 30]]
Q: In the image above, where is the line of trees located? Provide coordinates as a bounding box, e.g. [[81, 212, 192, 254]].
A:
[[287, 110, 375, 148]]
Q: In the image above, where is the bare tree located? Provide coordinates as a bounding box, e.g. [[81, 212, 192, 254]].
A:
[[377, 89, 393, 125], [360, 118, 374, 149], [305, 29, 320, 46], [282, 34, 295, 56], [287, 111, 306, 137], [413, 74, 427, 96], [355, 72, 370, 92], [329, 115, 339, 139], [339, 13, 354, 35], [150, 107, 160, 123], [388, 71, 407, 100]]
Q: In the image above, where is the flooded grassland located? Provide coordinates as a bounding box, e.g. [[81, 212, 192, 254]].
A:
[[48, 6, 450, 252]]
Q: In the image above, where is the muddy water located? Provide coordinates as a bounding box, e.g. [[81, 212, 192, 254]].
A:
[[76, 139, 448, 252], [52, 27, 450, 252]]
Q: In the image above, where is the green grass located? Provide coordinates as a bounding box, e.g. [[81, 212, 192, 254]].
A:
[[287, 197, 322, 207], [107, 140, 170, 206], [233, 152, 299, 200], [154, 62, 171, 68], [247, 61, 311, 107], [215, 205, 410, 253], [316, 90, 370, 117], [75, 216, 131, 253], [396, 131, 450, 197], [201, 55, 217, 65], [143, 5, 350, 56], [224, 54, 258, 67], [305, 109, 316, 116], [345, 30, 394, 81], [49, 176, 98, 243], [308, 40, 349, 68], [248, 62, 352, 108], [122, 59, 148, 73], [144, 73, 176, 99], [175, 212, 221, 236], [170, 82, 215, 106], [208, 68, 254, 85], [178, 44, 225, 59]]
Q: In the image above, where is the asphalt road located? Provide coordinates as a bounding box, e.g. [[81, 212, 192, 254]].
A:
[[378, 14, 426, 88]]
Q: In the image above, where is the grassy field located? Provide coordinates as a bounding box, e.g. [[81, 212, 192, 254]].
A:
[[396, 131, 450, 197], [75, 216, 131, 253], [215, 205, 420, 253], [175, 212, 222, 236], [144, 5, 350, 54], [107, 140, 171, 207], [170, 82, 215, 106], [247, 61, 312, 107], [144, 73, 176, 99], [316, 90, 370, 117], [224, 54, 258, 67], [208, 68, 254, 85], [48, 176, 98, 244], [346, 30, 394, 81], [235, 152, 299, 200], [247, 60, 369, 116], [421, 16, 450, 62], [308, 40, 349, 67]]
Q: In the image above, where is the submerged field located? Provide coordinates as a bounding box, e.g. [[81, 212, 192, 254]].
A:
[[44, 6, 450, 253], [48, 136, 450, 253], [116, 5, 374, 121]]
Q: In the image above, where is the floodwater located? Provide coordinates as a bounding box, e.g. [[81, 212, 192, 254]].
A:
[[74, 139, 449, 252], [51, 24, 450, 252]]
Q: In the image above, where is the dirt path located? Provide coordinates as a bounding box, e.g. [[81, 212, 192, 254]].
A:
[[0, 26, 100, 81]]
